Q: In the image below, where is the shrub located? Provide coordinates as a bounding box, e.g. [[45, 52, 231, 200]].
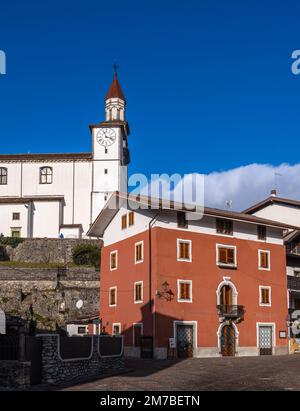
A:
[[0, 236, 24, 248], [0, 245, 9, 261], [72, 244, 100, 268]]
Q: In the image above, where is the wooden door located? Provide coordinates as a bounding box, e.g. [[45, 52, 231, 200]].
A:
[[221, 324, 235, 356]]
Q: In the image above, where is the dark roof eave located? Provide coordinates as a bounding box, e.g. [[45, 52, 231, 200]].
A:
[[0, 153, 92, 162]]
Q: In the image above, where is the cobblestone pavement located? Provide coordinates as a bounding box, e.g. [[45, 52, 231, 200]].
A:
[[64, 355, 300, 391]]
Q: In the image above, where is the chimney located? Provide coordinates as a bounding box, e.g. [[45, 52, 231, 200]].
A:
[[270, 189, 277, 197]]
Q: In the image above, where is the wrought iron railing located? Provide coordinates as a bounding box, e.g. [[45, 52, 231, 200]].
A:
[[217, 305, 245, 320], [287, 276, 300, 291]]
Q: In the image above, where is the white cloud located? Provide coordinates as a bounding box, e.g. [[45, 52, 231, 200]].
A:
[[135, 163, 300, 211], [203, 163, 300, 211]]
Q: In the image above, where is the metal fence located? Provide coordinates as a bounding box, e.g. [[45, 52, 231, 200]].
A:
[[59, 336, 93, 360], [0, 335, 19, 360], [98, 335, 123, 358]]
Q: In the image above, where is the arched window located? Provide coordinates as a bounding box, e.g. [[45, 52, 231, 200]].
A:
[[0, 167, 7, 185], [40, 167, 53, 184]]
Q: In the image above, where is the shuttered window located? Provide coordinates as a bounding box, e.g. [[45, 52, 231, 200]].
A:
[[178, 240, 191, 261], [217, 246, 236, 266], [216, 219, 233, 235], [178, 281, 192, 301], [259, 250, 270, 270], [258, 225, 267, 241], [0, 167, 7, 185], [135, 242, 144, 263], [109, 288, 117, 306], [121, 214, 127, 230], [129, 211, 134, 226], [110, 251, 118, 270], [260, 287, 271, 305], [134, 282, 143, 303]]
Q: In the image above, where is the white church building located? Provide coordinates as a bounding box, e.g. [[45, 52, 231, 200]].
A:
[[0, 71, 130, 238]]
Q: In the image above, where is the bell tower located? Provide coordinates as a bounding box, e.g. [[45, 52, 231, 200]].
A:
[[105, 65, 126, 121], [89, 67, 130, 225]]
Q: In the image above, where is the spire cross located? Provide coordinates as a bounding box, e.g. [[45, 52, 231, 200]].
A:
[[113, 63, 119, 77]]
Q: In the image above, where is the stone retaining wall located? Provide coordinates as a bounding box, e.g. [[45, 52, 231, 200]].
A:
[[0, 266, 100, 331], [5, 238, 102, 264], [40, 335, 124, 385], [0, 361, 30, 389]]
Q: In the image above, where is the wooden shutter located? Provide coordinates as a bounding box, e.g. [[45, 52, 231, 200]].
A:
[[110, 289, 116, 305], [261, 288, 269, 304], [129, 212, 134, 226], [227, 248, 235, 264], [135, 283, 142, 301], [136, 243, 143, 262], [260, 252, 269, 269], [179, 241, 190, 259], [121, 214, 127, 229], [111, 252, 117, 269], [219, 247, 227, 264], [180, 282, 190, 300]]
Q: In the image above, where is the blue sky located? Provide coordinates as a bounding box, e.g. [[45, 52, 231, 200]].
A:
[[1, 1, 300, 208]]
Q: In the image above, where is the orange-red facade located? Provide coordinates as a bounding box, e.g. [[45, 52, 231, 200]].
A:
[[100, 226, 288, 358]]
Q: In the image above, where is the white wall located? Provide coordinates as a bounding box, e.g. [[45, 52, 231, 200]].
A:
[[0, 203, 28, 237], [32, 201, 61, 238], [253, 203, 300, 227], [103, 206, 284, 247]]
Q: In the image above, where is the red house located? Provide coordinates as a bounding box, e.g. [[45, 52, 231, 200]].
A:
[[88, 192, 294, 359]]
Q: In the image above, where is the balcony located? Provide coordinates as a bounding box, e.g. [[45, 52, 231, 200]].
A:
[[287, 276, 300, 291], [286, 243, 300, 257], [217, 305, 245, 322]]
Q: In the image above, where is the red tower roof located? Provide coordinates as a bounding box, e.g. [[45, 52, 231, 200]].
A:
[[105, 72, 126, 101]]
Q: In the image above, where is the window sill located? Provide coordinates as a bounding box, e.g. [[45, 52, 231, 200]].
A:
[[217, 263, 237, 269], [178, 299, 193, 303], [177, 258, 192, 263], [258, 267, 271, 271]]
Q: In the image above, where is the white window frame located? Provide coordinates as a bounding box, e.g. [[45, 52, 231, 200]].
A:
[[110, 250, 118, 271], [112, 323, 121, 335], [258, 249, 271, 271], [109, 286, 117, 307], [256, 322, 276, 352], [133, 322, 143, 346], [135, 241, 144, 264], [177, 239, 192, 262], [216, 244, 237, 268], [177, 279, 193, 303], [134, 281, 143, 304], [259, 285, 272, 307]]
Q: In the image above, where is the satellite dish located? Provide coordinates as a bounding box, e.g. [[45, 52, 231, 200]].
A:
[[76, 300, 83, 309]]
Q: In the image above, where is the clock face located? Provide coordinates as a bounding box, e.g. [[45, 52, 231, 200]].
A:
[[96, 128, 116, 147]]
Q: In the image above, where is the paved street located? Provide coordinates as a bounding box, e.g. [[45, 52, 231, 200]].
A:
[[65, 355, 300, 391]]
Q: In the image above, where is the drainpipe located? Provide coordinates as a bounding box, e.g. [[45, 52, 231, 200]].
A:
[[148, 209, 161, 356]]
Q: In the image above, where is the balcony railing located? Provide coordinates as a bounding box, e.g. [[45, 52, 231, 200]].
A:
[[217, 305, 245, 321], [286, 244, 300, 256], [287, 276, 300, 291]]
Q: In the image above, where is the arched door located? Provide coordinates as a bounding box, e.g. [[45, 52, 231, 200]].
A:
[[220, 324, 235, 356]]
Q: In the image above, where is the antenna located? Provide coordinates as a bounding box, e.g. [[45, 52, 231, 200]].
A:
[[225, 200, 233, 209]]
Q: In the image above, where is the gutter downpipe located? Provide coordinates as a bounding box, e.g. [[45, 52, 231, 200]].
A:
[[149, 208, 161, 359]]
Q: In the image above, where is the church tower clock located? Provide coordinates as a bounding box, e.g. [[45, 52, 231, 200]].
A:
[[89, 67, 130, 223]]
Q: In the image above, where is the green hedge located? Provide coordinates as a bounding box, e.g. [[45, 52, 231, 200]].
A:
[[0, 236, 24, 248], [72, 244, 100, 268]]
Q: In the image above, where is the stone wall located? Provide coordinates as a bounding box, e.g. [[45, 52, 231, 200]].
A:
[[40, 335, 124, 386], [0, 361, 30, 389], [0, 266, 100, 331], [5, 238, 102, 264]]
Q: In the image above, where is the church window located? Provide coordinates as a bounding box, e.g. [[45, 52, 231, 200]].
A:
[[0, 167, 7, 185], [11, 228, 21, 238], [104, 169, 108, 174], [40, 167, 53, 184], [12, 213, 20, 221], [105, 148, 108, 154]]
